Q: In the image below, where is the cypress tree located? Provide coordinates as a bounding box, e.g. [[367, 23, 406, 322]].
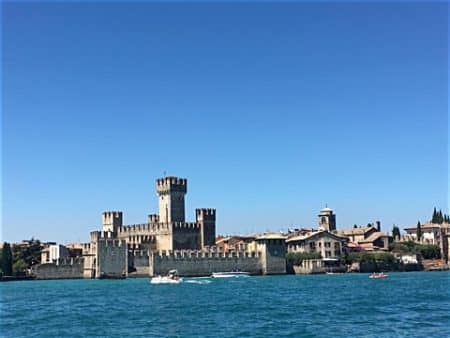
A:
[[432, 207, 437, 223], [416, 221, 422, 242], [392, 225, 401, 240], [1, 242, 13, 276], [438, 210, 443, 224]]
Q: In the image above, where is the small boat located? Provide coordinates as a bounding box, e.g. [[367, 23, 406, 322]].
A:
[[211, 271, 250, 278], [150, 269, 183, 284], [369, 272, 388, 279]]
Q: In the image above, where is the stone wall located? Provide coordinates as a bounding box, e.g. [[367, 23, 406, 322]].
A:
[[149, 251, 262, 277], [129, 250, 150, 277], [257, 239, 287, 275], [96, 239, 127, 278], [32, 258, 84, 279], [172, 223, 201, 250]]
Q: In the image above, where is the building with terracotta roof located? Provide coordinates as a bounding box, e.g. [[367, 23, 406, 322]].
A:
[[403, 222, 450, 262], [286, 230, 347, 258], [215, 235, 257, 252], [335, 222, 391, 251], [403, 223, 450, 245]]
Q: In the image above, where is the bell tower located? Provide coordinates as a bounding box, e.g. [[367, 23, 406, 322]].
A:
[[156, 176, 187, 223], [318, 207, 336, 232]]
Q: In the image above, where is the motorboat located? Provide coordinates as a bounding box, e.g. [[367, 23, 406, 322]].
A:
[[211, 271, 250, 278], [369, 272, 388, 279], [150, 269, 183, 284]]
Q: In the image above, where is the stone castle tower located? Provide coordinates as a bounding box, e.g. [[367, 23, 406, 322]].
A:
[[318, 207, 336, 232], [156, 177, 187, 223], [196, 208, 216, 248], [102, 211, 123, 233]]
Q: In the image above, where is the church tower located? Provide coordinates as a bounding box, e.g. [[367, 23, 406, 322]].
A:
[[156, 177, 187, 223], [318, 207, 336, 232]]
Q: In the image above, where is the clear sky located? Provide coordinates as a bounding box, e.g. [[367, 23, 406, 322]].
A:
[[2, 1, 448, 244]]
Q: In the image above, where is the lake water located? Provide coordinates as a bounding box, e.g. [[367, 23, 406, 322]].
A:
[[1, 272, 449, 337]]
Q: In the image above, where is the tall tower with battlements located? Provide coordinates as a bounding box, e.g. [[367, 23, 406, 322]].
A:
[[156, 177, 187, 223], [102, 211, 123, 233], [196, 208, 216, 248]]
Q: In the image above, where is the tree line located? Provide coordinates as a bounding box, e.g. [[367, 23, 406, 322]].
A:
[[431, 207, 449, 224], [1, 239, 41, 277]]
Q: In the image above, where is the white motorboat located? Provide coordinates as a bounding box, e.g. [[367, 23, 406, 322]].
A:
[[150, 270, 183, 284], [211, 271, 250, 278]]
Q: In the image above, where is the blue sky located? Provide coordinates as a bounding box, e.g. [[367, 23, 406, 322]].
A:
[[2, 1, 448, 243]]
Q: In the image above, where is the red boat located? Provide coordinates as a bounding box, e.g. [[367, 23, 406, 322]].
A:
[[369, 272, 388, 279]]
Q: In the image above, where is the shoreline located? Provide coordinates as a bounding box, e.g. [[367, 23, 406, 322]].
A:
[[2, 268, 448, 282]]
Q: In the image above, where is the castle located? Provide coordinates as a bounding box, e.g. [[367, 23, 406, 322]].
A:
[[78, 176, 285, 278], [94, 177, 216, 252]]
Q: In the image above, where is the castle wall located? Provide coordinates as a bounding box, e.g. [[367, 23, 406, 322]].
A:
[[172, 222, 201, 250], [129, 250, 150, 277], [32, 258, 84, 280], [257, 239, 287, 275], [96, 239, 127, 278], [149, 251, 262, 277]]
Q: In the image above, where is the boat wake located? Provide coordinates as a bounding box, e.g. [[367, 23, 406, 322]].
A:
[[184, 279, 212, 285]]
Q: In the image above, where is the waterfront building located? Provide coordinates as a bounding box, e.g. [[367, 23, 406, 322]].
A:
[[40, 244, 69, 265], [403, 222, 450, 245], [335, 223, 391, 251], [403, 222, 450, 263], [286, 230, 346, 258]]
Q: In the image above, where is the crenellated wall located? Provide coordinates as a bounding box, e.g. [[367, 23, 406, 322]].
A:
[[32, 258, 84, 279], [128, 250, 150, 277], [96, 239, 127, 278], [172, 222, 201, 250], [149, 250, 262, 277]]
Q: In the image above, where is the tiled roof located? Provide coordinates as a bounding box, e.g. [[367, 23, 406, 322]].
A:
[[286, 230, 346, 243], [359, 232, 390, 243], [335, 227, 375, 236], [256, 233, 287, 240], [404, 223, 450, 231]]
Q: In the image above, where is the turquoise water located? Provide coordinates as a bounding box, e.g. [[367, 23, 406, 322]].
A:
[[1, 272, 449, 337]]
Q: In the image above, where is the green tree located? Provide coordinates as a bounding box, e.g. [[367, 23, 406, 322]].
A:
[[438, 210, 443, 224], [392, 225, 401, 240], [418, 244, 441, 259], [13, 238, 42, 268], [12, 259, 28, 276], [1, 243, 13, 276], [416, 221, 422, 242], [432, 207, 437, 223]]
